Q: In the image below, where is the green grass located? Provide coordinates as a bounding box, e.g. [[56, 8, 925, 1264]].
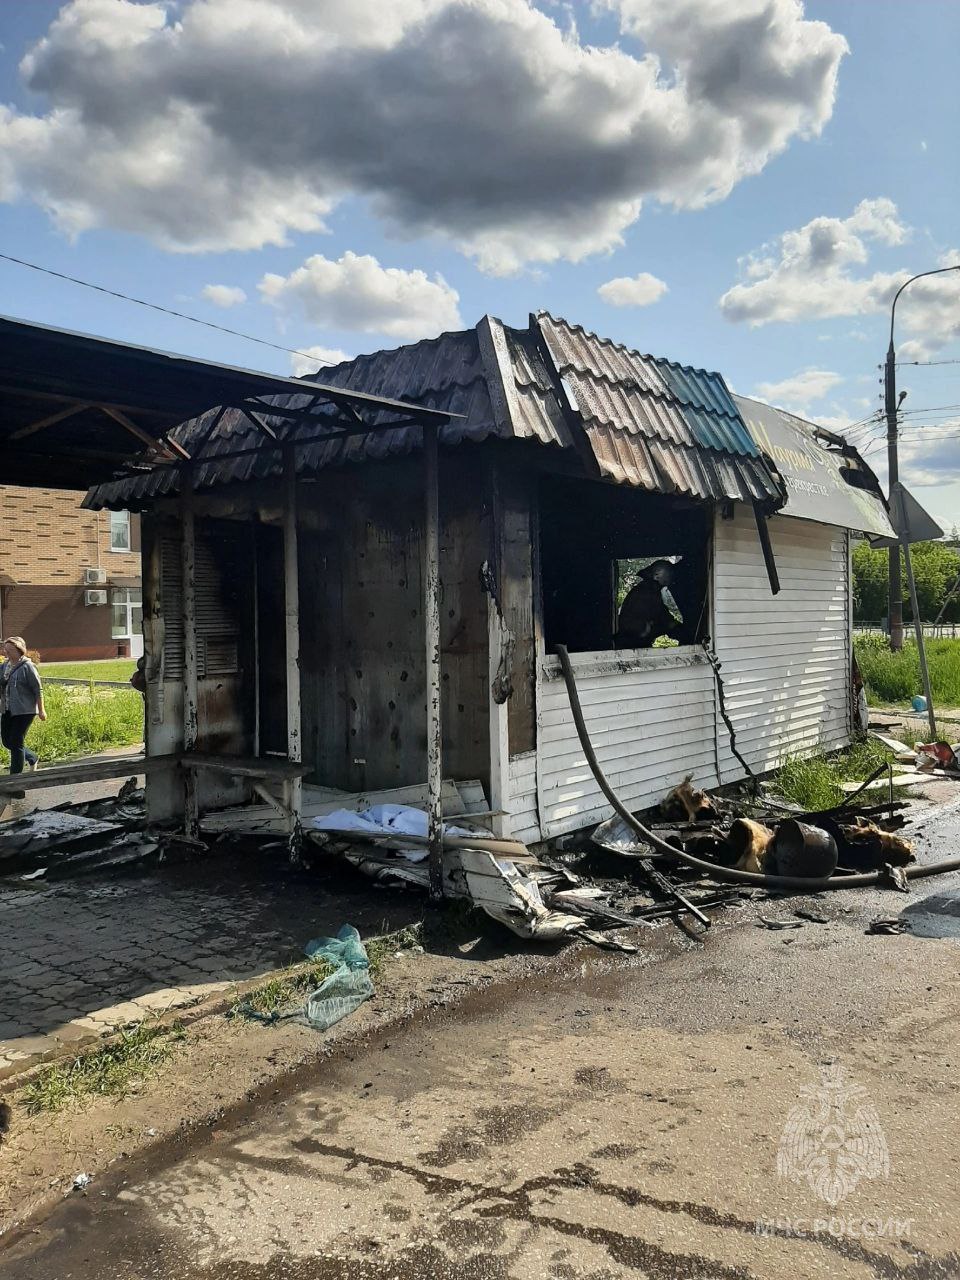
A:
[[20, 1022, 184, 1114], [0, 682, 144, 768], [772, 738, 898, 811], [855, 635, 960, 708], [228, 957, 337, 1021], [365, 923, 424, 979], [228, 924, 424, 1022], [41, 659, 135, 683]]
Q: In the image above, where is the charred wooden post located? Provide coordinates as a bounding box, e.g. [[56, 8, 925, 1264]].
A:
[[282, 444, 303, 835], [485, 465, 510, 837], [424, 423, 444, 898], [181, 469, 199, 837]]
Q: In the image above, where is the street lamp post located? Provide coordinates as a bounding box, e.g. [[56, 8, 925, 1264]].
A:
[[885, 264, 960, 649]]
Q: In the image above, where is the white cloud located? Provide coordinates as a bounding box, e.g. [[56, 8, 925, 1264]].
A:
[[721, 208, 960, 365], [890, 423, 960, 490], [892, 250, 960, 361], [201, 283, 246, 308], [753, 368, 843, 412], [718, 198, 909, 326], [290, 345, 352, 377], [259, 250, 462, 340], [597, 271, 667, 307], [0, 0, 847, 272]]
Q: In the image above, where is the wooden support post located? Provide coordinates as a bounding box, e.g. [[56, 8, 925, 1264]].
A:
[[424, 424, 444, 898], [282, 445, 303, 836], [181, 471, 199, 837], [486, 467, 509, 838], [252, 523, 261, 758]]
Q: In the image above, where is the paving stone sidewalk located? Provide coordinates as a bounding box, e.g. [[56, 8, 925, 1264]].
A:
[[0, 855, 421, 1078]]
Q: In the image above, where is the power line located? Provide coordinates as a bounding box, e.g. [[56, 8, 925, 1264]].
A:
[[897, 402, 960, 417], [0, 251, 338, 368], [897, 358, 960, 367]]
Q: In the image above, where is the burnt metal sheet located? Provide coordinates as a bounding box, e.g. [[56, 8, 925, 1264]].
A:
[[87, 313, 817, 514], [537, 313, 784, 505], [734, 395, 895, 537], [0, 312, 452, 493], [87, 319, 570, 510], [538, 316, 740, 421]]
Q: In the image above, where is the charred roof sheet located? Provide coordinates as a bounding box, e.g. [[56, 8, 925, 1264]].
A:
[[536, 313, 784, 504], [86, 312, 787, 512], [87, 318, 570, 509]]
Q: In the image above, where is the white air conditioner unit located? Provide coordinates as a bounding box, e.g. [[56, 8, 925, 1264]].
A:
[[84, 589, 108, 606], [84, 567, 107, 585]]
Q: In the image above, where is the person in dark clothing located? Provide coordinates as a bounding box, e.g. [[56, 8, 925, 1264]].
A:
[[615, 560, 681, 649], [1, 636, 46, 776], [129, 656, 147, 696]]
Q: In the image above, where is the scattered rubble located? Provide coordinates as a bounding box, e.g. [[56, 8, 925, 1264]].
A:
[[3, 740, 958, 955]]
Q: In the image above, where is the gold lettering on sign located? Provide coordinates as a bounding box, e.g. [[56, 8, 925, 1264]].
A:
[[746, 416, 815, 473]]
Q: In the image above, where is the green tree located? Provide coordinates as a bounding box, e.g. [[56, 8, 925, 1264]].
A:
[[852, 539, 960, 623]]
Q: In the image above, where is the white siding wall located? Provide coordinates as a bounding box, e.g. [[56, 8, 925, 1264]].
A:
[[535, 650, 719, 840], [507, 750, 541, 844], [713, 509, 850, 778], [508, 510, 853, 843]]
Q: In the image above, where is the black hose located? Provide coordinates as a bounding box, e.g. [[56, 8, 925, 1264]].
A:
[[555, 645, 960, 892]]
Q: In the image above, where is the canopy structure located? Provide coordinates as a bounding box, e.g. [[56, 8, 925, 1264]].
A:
[[0, 314, 454, 491]]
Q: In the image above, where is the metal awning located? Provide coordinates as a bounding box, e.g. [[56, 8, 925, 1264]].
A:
[[734, 395, 895, 537], [0, 313, 455, 491]]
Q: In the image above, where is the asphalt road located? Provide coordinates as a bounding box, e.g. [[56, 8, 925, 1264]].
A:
[[6, 803, 960, 1280]]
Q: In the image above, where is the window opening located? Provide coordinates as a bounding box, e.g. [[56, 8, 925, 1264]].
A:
[[539, 476, 710, 654]]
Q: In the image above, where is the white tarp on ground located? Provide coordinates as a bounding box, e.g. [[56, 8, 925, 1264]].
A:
[[312, 803, 478, 861], [311, 804, 601, 942]]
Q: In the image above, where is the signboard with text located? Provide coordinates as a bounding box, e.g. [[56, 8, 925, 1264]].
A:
[[734, 394, 895, 538]]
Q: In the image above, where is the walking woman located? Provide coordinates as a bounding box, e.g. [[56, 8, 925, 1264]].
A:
[[1, 636, 46, 776]]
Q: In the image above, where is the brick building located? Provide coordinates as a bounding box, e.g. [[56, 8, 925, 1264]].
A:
[[0, 486, 142, 661]]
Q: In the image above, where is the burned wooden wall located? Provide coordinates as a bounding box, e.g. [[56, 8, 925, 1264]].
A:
[[297, 453, 491, 792], [141, 511, 255, 820], [492, 465, 537, 758]]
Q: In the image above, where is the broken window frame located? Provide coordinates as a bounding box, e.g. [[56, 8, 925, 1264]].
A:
[[537, 475, 713, 659]]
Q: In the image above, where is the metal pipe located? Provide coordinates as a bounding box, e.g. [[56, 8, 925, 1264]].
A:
[[282, 444, 302, 826], [424, 424, 444, 898], [884, 342, 903, 649], [752, 503, 780, 595], [885, 263, 960, 651], [902, 536, 938, 740], [556, 644, 960, 891]]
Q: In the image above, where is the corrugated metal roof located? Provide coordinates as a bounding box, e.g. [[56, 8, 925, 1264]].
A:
[[87, 312, 786, 511], [535, 313, 784, 505]]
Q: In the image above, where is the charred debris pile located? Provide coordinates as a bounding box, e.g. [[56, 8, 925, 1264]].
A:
[[3, 748, 959, 953]]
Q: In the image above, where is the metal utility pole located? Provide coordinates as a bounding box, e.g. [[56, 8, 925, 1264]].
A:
[[885, 264, 960, 649]]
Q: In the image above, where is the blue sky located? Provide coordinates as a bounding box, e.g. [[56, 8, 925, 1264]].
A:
[[0, 0, 957, 528]]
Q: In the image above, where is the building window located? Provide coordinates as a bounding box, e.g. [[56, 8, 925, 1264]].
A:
[[112, 588, 143, 639], [109, 510, 131, 552], [539, 476, 711, 654]]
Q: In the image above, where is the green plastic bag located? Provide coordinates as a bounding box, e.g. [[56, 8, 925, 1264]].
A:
[[302, 924, 374, 1030]]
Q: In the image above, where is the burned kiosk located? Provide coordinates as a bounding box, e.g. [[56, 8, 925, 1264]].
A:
[[84, 312, 895, 855]]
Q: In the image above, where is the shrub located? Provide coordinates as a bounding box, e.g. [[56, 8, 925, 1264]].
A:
[[855, 636, 960, 707], [0, 683, 144, 767]]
